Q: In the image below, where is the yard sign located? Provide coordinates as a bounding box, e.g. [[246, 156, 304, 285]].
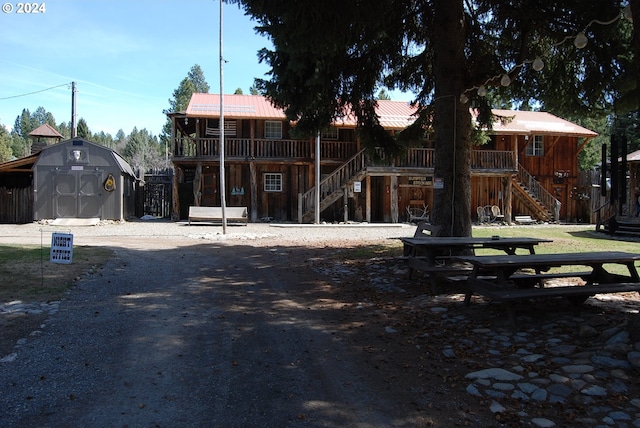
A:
[[50, 232, 73, 264]]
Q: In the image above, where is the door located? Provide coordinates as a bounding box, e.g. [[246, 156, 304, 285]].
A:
[[53, 170, 103, 218]]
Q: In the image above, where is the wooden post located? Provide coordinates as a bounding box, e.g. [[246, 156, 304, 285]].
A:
[[391, 175, 398, 223], [171, 166, 181, 221], [250, 161, 258, 222], [366, 175, 371, 223], [343, 191, 348, 222], [504, 176, 513, 224]]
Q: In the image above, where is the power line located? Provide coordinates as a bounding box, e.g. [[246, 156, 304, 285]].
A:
[[0, 83, 71, 101]]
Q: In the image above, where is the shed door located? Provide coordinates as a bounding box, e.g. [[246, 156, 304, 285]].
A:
[[53, 170, 103, 218]]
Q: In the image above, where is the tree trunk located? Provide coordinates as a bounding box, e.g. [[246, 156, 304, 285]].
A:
[[631, 0, 640, 110], [431, 0, 472, 237]]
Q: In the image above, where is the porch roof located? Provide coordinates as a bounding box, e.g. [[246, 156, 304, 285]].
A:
[[490, 109, 598, 138]]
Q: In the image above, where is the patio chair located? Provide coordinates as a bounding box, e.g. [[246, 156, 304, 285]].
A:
[[491, 205, 505, 223], [477, 206, 488, 223]]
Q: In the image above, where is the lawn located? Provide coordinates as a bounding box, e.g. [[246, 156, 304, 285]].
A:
[[0, 245, 112, 303]]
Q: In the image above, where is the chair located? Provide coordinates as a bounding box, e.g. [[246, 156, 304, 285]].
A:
[[414, 221, 441, 238], [406, 204, 429, 224], [491, 205, 504, 223], [477, 206, 488, 223]]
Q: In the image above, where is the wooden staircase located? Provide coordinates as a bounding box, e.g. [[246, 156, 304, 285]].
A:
[[595, 201, 640, 236], [298, 150, 367, 223], [512, 166, 559, 222]]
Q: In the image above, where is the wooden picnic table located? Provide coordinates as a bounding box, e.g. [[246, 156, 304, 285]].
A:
[[400, 236, 552, 284], [451, 251, 640, 325]]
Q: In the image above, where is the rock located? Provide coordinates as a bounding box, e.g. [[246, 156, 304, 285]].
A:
[[591, 354, 633, 370], [605, 330, 630, 346], [627, 351, 640, 369], [531, 417, 556, 427], [581, 385, 607, 396], [489, 400, 505, 413], [465, 368, 523, 381], [579, 325, 598, 338], [561, 364, 594, 374]]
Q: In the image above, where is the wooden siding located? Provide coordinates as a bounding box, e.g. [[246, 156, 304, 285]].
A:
[[0, 186, 33, 224]]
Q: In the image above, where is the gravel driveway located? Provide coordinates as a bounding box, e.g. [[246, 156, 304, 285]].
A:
[[0, 220, 428, 427]]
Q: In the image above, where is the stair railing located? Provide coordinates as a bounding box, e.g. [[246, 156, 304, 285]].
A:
[[516, 166, 561, 221], [298, 149, 366, 223]]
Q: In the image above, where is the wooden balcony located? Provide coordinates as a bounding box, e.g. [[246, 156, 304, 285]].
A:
[[172, 137, 516, 173], [173, 137, 358, 161]]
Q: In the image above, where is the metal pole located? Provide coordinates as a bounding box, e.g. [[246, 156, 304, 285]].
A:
[[71, 81, 77, 138], [315, 131, 321, 224], [219, 0, 227, 234]]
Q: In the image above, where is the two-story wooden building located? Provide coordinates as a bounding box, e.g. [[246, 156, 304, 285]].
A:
[[168, 93, 597, 224]]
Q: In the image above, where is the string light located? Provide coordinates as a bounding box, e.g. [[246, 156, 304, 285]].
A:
[[460, 5, 631, 102]]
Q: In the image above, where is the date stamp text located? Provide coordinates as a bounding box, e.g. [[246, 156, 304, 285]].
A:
[[2, 3, 46, 14]]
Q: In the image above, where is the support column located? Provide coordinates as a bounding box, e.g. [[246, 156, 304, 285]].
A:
[[366, 175, 371, 222], [391, 175, 399, 223]]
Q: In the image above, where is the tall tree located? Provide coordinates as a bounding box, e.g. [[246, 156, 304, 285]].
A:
[[235, 0, 633, 236], [0, 122, 13, 162], [124, 127, 163, 172], [160, 64, 211, 158], [76, 118, 91, 139]]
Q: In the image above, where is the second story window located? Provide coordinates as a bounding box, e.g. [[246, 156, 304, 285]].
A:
[[321, 127, 339, 140], [206, 119, 237, 137], [265, 121, 282, 139], [525, 135, 544, 157]]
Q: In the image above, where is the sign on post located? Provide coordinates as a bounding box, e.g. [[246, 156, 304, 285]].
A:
[[50, 232, 74, 264]]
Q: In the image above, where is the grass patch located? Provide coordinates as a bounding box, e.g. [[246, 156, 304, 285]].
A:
[[0, 245, 113, 303]]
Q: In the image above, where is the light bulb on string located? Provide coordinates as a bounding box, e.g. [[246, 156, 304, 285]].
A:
[[574, 32, 588, 49], [624, 5, 633, 21], [500, 74, 511, 87], [532, 57, 544, 72], [477, 85, 487, 97]]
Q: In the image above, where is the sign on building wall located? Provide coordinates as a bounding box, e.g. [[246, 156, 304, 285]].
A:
[[50, 232, 74, 264]]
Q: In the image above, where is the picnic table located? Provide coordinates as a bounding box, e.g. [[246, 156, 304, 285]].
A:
[[400, 236, 552, 285], [451, 251, 640, 325]]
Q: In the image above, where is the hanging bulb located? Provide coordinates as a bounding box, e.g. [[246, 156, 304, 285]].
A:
[[532, 57, 544, 72], [500, 74, 511, 87], [574, 32, 588, 49], [477, 85, 488, 97], [459, 93, 469, 104], [624, 5, 633, 22]]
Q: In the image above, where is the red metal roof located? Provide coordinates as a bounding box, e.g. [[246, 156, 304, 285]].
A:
[[186, 93, 287, 119], [185, 94, 597, 137], [490, 109, 598, 138]]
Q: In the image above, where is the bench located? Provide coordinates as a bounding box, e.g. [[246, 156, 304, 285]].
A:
[[468, 278, 640, 326], [188, 206, 248, 225], [515, 215, 536, 224]]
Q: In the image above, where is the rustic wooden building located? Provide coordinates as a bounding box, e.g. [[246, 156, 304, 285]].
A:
[[168, 94, 597, 224]]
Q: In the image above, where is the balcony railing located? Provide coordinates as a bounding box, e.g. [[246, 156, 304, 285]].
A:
[[173, 137, 516, 171], [173, 137, 358, 160]]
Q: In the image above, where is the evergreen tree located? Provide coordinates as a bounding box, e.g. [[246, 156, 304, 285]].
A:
[[160, 64, 211, 158], [234, 0, 633, 236], [0, 122, 13, 162], [234, 88, 244, 95], [76, 118, 91, 139], [376, 89, 391, 100]]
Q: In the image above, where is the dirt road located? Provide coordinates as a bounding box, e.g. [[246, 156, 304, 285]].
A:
[[0, 222, 437, 427]]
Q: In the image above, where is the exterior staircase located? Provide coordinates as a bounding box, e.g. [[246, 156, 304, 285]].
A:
[[512, 166, 559, 222], [298, 149, 367, 223]]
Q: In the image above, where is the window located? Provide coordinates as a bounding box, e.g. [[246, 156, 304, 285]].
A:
[[265, 121, 282, 139], [321, 127, 339, 140], [205, 119, 237, 137], [525, 135, 544, 157], [264, 173, 283, 192]]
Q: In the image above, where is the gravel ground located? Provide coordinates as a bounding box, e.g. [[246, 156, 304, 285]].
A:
[[1, 219, 639, 427]]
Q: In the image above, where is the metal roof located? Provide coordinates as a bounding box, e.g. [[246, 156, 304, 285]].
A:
[[490, 109, 598, 138], [185, 94, 597, 137], [187, 93, 287, 119]]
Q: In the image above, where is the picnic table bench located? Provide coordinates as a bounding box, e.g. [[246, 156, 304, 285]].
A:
[[451, 251, 640, 326], [399, 236, 552, 287], [188, 206, 248, 225]]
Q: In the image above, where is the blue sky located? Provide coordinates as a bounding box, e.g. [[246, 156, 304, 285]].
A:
[[0, 0, 276, 136]]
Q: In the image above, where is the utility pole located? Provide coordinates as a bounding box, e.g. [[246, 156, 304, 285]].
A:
[[219, 0, 227, 234], [71, 82, 77, 138]]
